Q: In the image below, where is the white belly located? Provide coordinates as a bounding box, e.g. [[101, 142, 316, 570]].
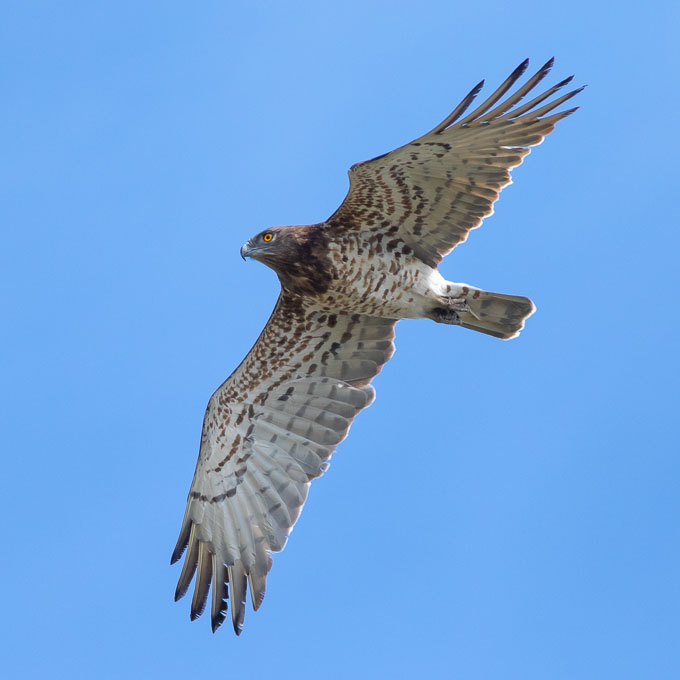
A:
[[319, 242, 471, 319]]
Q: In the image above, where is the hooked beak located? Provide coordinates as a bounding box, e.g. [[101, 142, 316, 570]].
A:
[[240, 242, 250, 261]]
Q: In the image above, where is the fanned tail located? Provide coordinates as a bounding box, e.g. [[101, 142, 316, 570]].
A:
[[459, 290, 535, 339], [429, 287, 535, 340]]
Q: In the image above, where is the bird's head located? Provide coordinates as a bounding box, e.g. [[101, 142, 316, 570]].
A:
[[240, 225, 332, 295], [240, 226, 286, 265]]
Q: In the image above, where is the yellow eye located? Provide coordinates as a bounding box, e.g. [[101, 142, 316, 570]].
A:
[[262, 233, 273, 242]]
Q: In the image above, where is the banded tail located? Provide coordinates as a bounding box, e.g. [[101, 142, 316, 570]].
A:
[[430, 288, 536, 340]]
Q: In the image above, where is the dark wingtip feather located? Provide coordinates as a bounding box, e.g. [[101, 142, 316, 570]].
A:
[[170, 521, 191, 564], [174, 530, 199, 602], [425, 78, 485, 135], [561, 105, 581, 116], [189, 588, 210, 620], [170, 545, 185, 565], [535, 57, 554, 80], [230, 613, 245, 636], [470, 78, 485, 97], [463, 79, 486, 107], [513, 58, 530, 78], [210, 561, 229, 633], [211, 607, 228, 633], [559, 85, 587, 106], [555, 74, 575, 89], [228, 564, 248, 636], [190, 543, 213, 621]]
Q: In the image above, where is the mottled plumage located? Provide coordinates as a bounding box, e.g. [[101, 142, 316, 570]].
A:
[[172, 58, 581, 634]]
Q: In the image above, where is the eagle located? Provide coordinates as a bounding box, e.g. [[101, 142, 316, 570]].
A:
[[171, 58, 581, 634]]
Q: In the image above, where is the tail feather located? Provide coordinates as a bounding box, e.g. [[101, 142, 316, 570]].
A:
[[459, 290, 535, 339]]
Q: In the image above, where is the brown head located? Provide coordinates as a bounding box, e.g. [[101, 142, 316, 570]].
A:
[[240, 225, 332, 296]]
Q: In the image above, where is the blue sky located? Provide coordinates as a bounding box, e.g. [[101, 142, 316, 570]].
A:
[[2, 2, 679, 678]]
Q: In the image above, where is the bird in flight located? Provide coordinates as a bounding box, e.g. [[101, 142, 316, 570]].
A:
[[172, 58, 582, 635]]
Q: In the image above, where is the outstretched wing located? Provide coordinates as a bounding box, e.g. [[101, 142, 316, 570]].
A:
[[171, 294, 396, 634], [326, 58, 582, 266]]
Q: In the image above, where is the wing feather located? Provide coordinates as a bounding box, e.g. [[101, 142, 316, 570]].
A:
[[227, 563, 248, 635], [190, 541, 212, 621], [326, 58, 582, 266], [210, 557, 229, 633], [174, 523, 198, 601], [172, 293, 396, 632]]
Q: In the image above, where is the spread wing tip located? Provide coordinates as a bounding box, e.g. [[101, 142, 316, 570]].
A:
[[428, 58, 582, 135]]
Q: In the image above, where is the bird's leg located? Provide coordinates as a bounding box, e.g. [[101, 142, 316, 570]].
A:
[[448, 294, 480, 319], [428, 293, 477, 324]]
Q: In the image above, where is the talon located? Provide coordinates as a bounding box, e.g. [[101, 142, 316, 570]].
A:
[[444, 295, 479, 319], [464, 303, 480, 320], [430, 307, 461, 324]]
